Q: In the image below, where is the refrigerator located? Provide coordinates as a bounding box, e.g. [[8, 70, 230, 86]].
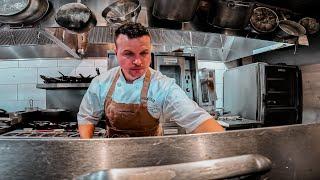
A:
[[223, 62, 302, 126]]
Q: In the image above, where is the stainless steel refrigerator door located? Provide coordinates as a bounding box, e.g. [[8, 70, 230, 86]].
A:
[[223, 63, 267, 120]]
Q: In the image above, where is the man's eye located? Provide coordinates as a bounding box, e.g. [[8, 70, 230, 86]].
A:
[[124, 53, 134, 56], [140, 52, 148, 56]]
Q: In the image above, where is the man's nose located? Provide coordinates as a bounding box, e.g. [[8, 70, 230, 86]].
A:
[[133, 56, 142, 66]]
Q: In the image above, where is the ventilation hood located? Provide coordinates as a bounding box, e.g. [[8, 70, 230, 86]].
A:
[[0, 0, 293, 61]]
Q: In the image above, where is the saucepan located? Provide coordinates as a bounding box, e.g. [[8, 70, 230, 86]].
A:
[[55, 3, 97, 34], [0, 0, 49, 24]]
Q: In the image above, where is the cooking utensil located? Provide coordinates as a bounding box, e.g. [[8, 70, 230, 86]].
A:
[[25, 99, 39, 112], [250, 7, 279, 33], [0, 0, 49, 24], [207, 0, 255, 30], [39, 108, 72, 123], [55, 3, 97, 34], [152, 0, 200, 22], [276, 13, 306, 39], [299, 17, 319, 35], [102, 0, 141, 26]]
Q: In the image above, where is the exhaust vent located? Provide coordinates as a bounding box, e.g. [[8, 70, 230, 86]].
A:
[[0, 28, 54, 46]]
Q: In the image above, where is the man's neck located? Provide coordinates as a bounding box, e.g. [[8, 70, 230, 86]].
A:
[[120, 69, 138, 84]]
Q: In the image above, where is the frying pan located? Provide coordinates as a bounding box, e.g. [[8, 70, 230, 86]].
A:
[[55, 3, 97, 34], [276, 13, 306, 39], [0, 0, 49, 24]]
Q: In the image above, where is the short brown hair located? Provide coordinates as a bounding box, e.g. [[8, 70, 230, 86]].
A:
[[114, 22, 150, 44]]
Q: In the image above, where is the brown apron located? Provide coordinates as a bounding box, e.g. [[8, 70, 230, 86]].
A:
[[104, 68, 161, 138]]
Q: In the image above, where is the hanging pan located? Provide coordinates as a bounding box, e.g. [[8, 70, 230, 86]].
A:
[[0, 0, 49, 24], [276, 13, 306, 39], [55, 2, 97, 34]]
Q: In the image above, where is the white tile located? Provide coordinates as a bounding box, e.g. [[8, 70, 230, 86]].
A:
[[0, 60, 19, 68], [0, 100, 29, 112], [95, 59, 108, 67], [0, 68, 37, 84], [215, 83, 223, 99], [0, 85, 17, 100], [19, 60, 57, 68], [75, 67, 99, 76], [37, 67, 76, 83], [18, 84, 46, 101], [35, 100, 46, 109], [215, 69, 225, 84], [98, 68, 110, 74], [58, 59, 80, 67]]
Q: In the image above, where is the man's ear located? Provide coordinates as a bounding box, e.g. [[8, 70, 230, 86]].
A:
[[114, 46, 118, 55]]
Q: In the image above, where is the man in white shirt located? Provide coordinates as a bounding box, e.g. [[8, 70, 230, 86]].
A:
[[77, 22, 224, 138]]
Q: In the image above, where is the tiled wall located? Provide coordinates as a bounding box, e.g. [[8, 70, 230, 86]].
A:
[[0, 59, 225, 112], [0, 58, 108, 112]]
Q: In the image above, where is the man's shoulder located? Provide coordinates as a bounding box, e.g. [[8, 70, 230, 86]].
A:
[[150, 68, 176, 89]]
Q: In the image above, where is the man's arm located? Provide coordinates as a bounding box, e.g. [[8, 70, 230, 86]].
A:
[[191, 118, 225, 133], [78, 124, 95, 139]]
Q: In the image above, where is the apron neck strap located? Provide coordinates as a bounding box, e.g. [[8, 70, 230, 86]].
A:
[[106, 69, 121, 101], [141, 68, 151, 106]]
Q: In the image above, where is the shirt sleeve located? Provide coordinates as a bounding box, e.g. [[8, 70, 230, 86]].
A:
[[162, 83, 213, 133], [77, 78, 104, 125]]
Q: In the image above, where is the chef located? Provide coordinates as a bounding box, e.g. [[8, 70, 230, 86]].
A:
[[77, 22, 224, 138]]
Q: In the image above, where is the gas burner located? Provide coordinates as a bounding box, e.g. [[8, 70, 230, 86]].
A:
[[57, 122, 78, 130], [0, 128, 106, 138], [27, 121, 58, 130]]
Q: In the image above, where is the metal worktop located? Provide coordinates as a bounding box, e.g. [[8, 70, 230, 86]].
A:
[[0, 123, 320, 179]]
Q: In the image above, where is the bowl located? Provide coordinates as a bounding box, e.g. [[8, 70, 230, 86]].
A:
[[102, 0, 141, 26]]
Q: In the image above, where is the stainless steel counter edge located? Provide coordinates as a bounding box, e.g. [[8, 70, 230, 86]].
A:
[[0, 123, 320, 179]]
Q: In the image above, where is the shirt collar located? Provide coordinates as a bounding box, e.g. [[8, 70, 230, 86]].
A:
[[119, 67, 147, 84]]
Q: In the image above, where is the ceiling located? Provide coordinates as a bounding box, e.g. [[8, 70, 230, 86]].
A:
[[256, 0, 320, 18]]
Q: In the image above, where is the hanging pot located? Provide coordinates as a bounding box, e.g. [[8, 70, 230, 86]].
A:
[[152, 0, 200, 22], [55, 3, 97, 34], [207, 0, 255, 30], [0, 0, 49, 24]]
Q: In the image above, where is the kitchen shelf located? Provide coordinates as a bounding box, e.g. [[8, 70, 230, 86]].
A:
[[36, 83, 90, 89]]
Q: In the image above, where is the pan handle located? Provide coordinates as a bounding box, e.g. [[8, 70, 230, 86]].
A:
[[77, 154, 272, 180]]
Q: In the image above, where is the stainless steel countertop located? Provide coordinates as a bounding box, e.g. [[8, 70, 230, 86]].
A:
[[0, 123, 320, 179]]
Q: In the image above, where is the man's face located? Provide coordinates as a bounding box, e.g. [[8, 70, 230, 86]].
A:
[[115, 34, 152, 82]]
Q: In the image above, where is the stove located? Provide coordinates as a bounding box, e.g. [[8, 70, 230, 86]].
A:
[[0, 128, 106, 138], [0, 118, 106, 138]]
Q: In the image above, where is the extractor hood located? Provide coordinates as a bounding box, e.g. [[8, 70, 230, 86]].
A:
[[0, 0, 293, 61]]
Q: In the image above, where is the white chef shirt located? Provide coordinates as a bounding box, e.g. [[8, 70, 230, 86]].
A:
[[77, 67, 212, 133]]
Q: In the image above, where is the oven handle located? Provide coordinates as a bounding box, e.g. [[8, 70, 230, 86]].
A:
[[77, 154, 272, 179]]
